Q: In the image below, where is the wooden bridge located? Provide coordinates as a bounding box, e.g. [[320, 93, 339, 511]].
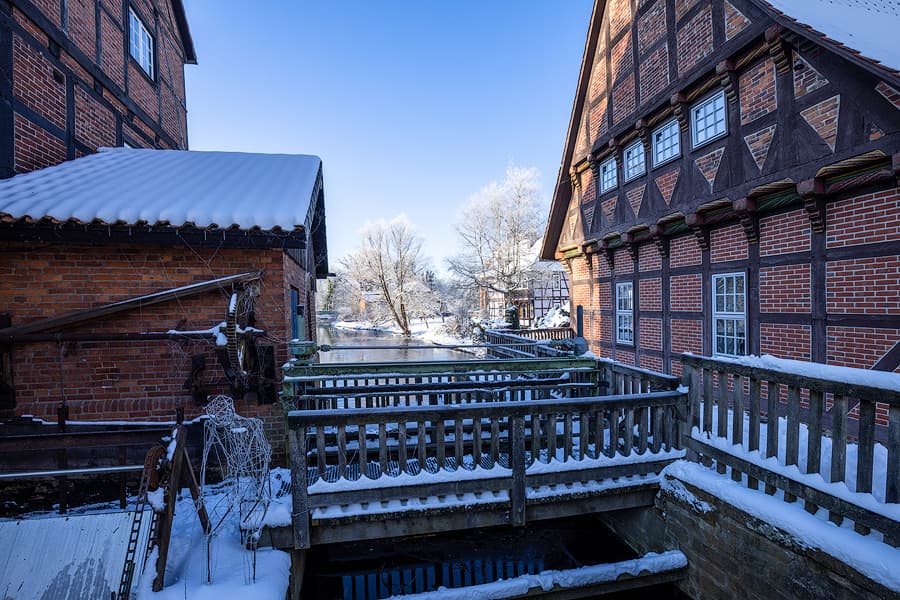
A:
[[266, 356, 687, 550], [265, 347, 900, 598]]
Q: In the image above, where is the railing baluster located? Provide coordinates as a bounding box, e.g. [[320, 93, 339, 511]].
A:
[[887, 405, 900, 545], [473, 417, 482, 467], [455, 418, 464, 468], [436, 419, 446, 470], [765, 382, 779, 495], [855, 399, 876, 535], [490, 417, 500, 465], [747, 378, 760, 490], [358, 423, 367, 479], [316, 426, 326, 476], [578, 410, 589, 461], [638, 406, 648, 454], [608, 407, 619, 458], [783, 386, 800, 503], [829, 394, 847, 526], [687, 364, 700, 433], [623, 408, 634, 456], [731, 375, 744, 483], [547, 413, 557, 463], [399, 419, 409, 474], [418, 420, 427, 470], [593, 409, 604, 459], [703, 368, 713, 436], [337, 424, 347, 480], [531, 413, 541, 463], [563, 413, 573, 461], [800, 388, 822, 512], [379, 422, 388, 476], [651, 406, 663, 453]]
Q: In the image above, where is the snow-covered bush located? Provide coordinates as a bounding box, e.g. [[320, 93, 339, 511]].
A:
[[535, 305, 570, 329]]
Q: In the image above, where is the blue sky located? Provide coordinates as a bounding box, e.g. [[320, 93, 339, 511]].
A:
[[181, 1, 592, 269]]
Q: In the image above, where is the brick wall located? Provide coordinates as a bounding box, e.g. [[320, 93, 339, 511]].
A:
[[670, 235, 702, 267], [739, 58, 777, 126], [761, 323, 811, 360], [676, 5, 713, 76], [1, 242, 305, 452], [826, 256, 900, 315], [759, 264, 811, 313], [639, 277, 661, 311], [670, 274, 702, 312], [6, 0, 191, 178], [826, 189, 900, 248], [710, 223, 747, 263], [760, 210, 810, 255]]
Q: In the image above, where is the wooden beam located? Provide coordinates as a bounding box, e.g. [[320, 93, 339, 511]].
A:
[[0, 271, 261, 337]]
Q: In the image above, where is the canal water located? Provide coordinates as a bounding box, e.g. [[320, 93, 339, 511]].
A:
[[304, 515, 676, 599], [316, 325, 475, 363]]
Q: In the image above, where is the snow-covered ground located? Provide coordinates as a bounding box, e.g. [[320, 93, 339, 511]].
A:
[[133, 482, 290, 600], [334, 318, 475, 349]]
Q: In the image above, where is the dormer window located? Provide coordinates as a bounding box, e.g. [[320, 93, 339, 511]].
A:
[[691, 90, 726, 148], [600, 157, 618, 193], [129, 8, 154, 78], [623, 142, 646, 182], [652, 119, 680, 167]]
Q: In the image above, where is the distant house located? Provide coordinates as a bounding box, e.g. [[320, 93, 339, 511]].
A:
[[541, 0, 900, 414], [1, 0, 197, 177], [483, 242, 571, 327], [0, 148, 328, 447]]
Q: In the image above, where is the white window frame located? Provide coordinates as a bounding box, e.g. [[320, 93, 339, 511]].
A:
[[129, 8, 154, 79], [712, 272, 747, 357], [600, 157, 618, 193], [615, 281, 634, 345], [623, 141, 646, 182], [652, 119, 680, 167], [691, 90, 727, 149]]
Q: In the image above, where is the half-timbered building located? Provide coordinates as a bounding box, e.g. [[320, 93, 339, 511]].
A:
[[1, 0, 196, 178], [541, 0, 900, 425]]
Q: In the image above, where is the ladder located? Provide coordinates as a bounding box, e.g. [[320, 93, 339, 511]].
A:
[[117, 445, 164, 600]]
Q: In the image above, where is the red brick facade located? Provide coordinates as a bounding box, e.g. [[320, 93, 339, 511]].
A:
[[1, 0, 195, 178], [0, 241, 317, 451], [546, 0, 900, 427]]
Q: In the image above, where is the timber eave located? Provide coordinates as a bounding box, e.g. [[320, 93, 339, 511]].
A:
[[540, 1, 607, 261]]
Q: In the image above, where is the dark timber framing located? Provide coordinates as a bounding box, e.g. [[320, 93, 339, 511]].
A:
[[544, 0, 900, 375], [0, 0, 14, 178]]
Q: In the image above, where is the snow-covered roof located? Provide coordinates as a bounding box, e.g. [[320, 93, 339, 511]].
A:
[[0, 147, 323, 231], [761, 0, 900, 76]]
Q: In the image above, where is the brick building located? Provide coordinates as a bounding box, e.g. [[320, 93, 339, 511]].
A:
[[0, 148, 328, 448], [541, 0, 900, 416], [1, 0, 196, 178]]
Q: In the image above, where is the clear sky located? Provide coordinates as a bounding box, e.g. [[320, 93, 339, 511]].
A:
[[181, 1, 593, 270]]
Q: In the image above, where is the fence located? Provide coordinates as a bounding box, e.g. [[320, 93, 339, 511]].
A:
[[482, 330, 574, 359], [681, 354, 900, 546], [287, 389, 688, 548]]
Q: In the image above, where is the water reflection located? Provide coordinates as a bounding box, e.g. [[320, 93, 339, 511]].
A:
[[316, 325, 474, 363]]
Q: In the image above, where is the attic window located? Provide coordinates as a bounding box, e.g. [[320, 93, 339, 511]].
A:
[[623, 142, 646, 182], [129, 8, 154, 78], [600, 158, 618, 193], [691, 91, 727, 148]]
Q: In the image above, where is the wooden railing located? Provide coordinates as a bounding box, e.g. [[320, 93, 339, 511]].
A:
[[283, 357, 599, 405], [681, 354, 900, 546], [483, 330, 573, 358], [286, 390, 688, 548], [500, 328, 574, 341]]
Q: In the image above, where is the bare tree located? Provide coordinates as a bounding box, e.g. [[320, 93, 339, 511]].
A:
[[342, 216, 429, 336], [447, 165, 545, 305]]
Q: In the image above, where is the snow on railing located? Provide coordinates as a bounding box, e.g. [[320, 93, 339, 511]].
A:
[[680, 353, 900, 546]]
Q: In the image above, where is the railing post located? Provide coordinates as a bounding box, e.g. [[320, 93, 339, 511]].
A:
[[289, 424, 310, 550], [510, 415, 526, 527]]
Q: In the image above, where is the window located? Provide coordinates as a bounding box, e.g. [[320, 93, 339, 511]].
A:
[[616, 282, 634, 344], [600, 157, 618, 193], [129, 8, 154, 78], [652, 119, 680, 166], [712, 273, 746, 357], [290, 287, 303, 340], [691, 91, 726, 148], [623, 142, 646, 181]]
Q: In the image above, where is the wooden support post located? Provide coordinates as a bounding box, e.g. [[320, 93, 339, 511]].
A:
[[289, 549, 307, 600], [510, 415, 526, 527], [289, 425, 310, 550], [182, 450, 211, 534], [153, 426, 187, 592]]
